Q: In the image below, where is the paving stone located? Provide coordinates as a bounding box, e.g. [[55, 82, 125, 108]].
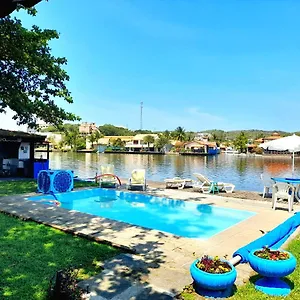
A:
[[78, 269, 133, 299]]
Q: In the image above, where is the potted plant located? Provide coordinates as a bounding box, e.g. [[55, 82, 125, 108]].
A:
[[190, 255, 237, 297], [248, 246, 297, 296]]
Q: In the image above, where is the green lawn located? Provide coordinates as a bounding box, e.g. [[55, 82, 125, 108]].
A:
[[180, 234, 300, 300], [0, 179, 98, 197], [0, 213, 120, 300]]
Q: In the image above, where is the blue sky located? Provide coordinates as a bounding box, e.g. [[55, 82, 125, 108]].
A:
[[3, 0, 300, 132]]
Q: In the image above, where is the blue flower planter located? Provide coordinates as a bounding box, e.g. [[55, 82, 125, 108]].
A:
[[249, 249, 296, 277], [190, 259, 237, 296], [248, 248, 297, 296]]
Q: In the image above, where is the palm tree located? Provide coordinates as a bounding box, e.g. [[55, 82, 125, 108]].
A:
[[94, 129, 103, 142], [88, 133, 97, 148], [155, 134, 170, 152], [143, 135, 155, 151], [172, 126, 186, 142]]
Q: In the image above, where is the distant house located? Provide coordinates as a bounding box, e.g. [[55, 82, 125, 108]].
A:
[[79, 122, 98, 135], [125, 134, 159, 152], [194, 132, 211, 142], [88, 136, 134, 152], [183, 141, 218, 155], [254, 132, 282, 144]]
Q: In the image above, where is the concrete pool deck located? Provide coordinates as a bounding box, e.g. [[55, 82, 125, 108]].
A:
[[0, 187, 299, 299]]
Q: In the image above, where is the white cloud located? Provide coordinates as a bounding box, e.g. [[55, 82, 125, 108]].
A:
[[185, 107, 224, 122]]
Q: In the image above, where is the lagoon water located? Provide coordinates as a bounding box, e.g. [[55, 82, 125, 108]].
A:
[[49, 152, 298, 192]]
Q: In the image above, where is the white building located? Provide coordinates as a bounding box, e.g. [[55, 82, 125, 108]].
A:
[[125, 134, 159, 152]]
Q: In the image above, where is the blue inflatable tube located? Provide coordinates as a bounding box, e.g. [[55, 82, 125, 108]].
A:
[[233, 212, 300, 263]]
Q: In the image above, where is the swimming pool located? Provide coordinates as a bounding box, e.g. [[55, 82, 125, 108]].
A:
[[28, 189, 255, 239]]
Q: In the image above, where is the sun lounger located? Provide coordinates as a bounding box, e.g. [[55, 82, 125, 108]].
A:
[[164, 177, 193, 189], [128, 169, 147, 191], [99, 164, 118, 188], [193, 173, 235, 193]]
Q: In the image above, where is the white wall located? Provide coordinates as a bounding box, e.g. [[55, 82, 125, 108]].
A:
[[18, 142, 30, 160]]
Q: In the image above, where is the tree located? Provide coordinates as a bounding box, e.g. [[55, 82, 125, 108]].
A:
[[94, 130, 103, 141], [162, 130, 172, 139], [88, 133, 97, 148], [109, 138, 126, 148], [209, 130, 225, 146], [234, 132, 248, 153], [62, 125, 83, 151], [172, 126, 186, 142], [143, 135, 155, 151], [98, 124, 133, 136], [0, 8, 79, 128], [155, 134, 170, 151], [184, 131, 195, 142]]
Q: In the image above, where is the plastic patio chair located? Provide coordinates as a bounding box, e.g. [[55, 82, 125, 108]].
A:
[[260, 173, 273, 198], [99, 164, 118, 188], [128, 169, 147, 191], [272, 182, 295, 213]]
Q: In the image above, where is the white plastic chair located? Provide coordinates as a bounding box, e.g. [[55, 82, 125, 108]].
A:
[[260, 174, 273, 198], [272, 182, 295, 213], [128, 169, 147, 191]]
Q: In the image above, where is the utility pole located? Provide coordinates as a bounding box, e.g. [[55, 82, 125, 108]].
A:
[[140, 101, 143, 130]]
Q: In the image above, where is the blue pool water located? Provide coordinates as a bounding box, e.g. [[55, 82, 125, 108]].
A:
[[29, 189, 255, 239]]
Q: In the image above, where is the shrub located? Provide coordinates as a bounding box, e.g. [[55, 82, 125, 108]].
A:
[[254, 246, 290, 260], [196, 256, 232, 274], [47, 267, 87, 300]]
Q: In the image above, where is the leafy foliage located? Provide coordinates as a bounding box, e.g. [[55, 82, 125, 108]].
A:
[[109, 137, 126, 148], [155, 133, 170, 150], [62, 125, 85, 151], [88, 130, 103, 148], [254, 246, 290, 261], [98, 124, 133, 136], [143, 135, 155, 150], [47, 267, 86, 300], [0, 9, 79, 127], [172, 126, 186, 142], [233, 132, 248, 153], [209, 130, 225, 146], [196, 255, 232, 274]]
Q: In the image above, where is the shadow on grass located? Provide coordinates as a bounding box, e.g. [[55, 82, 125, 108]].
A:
[[0, 213, 121, 299], [0, 192, 179, 299]]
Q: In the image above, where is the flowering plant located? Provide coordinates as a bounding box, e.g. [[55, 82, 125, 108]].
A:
[[195, 255, 232, 274], [254, 246, 290, 261]]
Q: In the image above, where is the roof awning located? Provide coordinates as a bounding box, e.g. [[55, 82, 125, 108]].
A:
[[0, 128, 47, 143]]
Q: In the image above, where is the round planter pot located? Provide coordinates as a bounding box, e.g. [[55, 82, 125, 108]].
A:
[[249, 248, 297, 296], [190, 259, 237, 291], [249, 249, 296, 278]]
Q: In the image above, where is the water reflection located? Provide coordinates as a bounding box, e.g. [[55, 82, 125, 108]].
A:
[[49, 153, 299, 192]]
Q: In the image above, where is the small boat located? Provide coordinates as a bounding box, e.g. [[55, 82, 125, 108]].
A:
[[223, 147, 239, 154]]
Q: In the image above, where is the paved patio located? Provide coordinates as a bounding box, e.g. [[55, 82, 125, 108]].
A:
[[0, 187, 299, 299]]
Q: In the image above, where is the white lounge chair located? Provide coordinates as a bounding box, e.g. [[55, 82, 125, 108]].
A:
[[260, 173, 272, 198], [164, 177, 193, 189], [272, 182, 295, 213], [128, 169, 147, 191], [99, 164, 118, 188], [193, 173, 235, 194]]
